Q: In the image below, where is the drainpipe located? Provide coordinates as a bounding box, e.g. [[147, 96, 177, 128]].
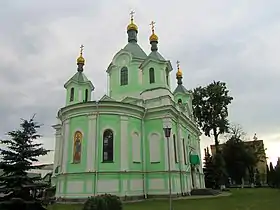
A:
[[94, 101, 99, 196], [176, 116, 183, 195], [141, 104, 147, 198]]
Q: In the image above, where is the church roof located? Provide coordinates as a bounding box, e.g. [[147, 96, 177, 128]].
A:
[[123, 42, 147, 59], [148, 51, 165, 61], [64, 72, 94, 90], [173, 84, 190, 94]]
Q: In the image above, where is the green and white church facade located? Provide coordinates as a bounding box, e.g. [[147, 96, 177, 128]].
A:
[[52, 14, 205, 200]]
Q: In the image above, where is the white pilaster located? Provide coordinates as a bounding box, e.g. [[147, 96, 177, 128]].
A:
[[178, 126, 187, 170], [62, 120, 70, 173], [78, 89, 82, 102], [169, 135, 176, 170], [120, 116, 128, 170], [177, 125, 185, 193], [58, 124, 65, 168], [87, 114, 96, 172], [138, 69, 143, 84], [162, 118, 172, 171], [53, 126, 62, 174]]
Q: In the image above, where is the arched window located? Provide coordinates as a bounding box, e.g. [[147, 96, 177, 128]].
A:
[[85, 89, 88, 102], [183, 138, 187, 165], [166, 68, 169, 86], [178, 99, 182, 104], [149, 68, 155, 84], [103, 129, 114, 162], [120, 67, 128, 86], [173, 134, 178, 163], [70, 88, 74, 102]]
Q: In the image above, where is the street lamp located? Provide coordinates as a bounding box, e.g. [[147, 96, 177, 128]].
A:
[[163, 117, 172, 210]]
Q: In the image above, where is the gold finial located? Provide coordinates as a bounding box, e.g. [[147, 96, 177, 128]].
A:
[[149, 20, 158, 42], [77, 44, 85, 65], [176, 60, 183, 78], [127, 10, 138, 31]]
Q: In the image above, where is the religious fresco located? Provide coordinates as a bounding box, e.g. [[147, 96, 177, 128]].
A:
[[73, 131, 82, 163]]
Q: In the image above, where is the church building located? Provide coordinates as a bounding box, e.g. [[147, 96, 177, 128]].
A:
[[52, 12, 205, 200]]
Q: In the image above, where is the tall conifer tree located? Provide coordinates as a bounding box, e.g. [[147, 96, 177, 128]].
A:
[[0, 116, 49, 209]]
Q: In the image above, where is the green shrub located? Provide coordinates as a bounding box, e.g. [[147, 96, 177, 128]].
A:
[[83, 196, 107, 210], [103, 194, 122, 210]]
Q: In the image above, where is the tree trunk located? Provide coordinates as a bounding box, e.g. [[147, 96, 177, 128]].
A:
[[213, 128, 220, 153]]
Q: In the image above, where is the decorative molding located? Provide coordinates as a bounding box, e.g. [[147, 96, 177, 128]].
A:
[[149, 132, 161, 163], [131, 131, 141, 163], [101, 126, 116, 135], [120, 116, 129, 121], [61, 110, 143, 122]]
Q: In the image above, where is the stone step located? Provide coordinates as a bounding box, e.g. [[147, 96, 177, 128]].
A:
[[190, 188, 221, 196]]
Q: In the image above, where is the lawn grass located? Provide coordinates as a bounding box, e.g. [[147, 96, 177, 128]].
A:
[[48, 188, 280, 210]]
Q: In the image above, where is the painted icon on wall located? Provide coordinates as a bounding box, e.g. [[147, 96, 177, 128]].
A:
[[73, 131, 82, 163]]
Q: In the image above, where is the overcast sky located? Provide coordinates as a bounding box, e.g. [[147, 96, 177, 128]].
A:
[[0, 0, 279, 165]]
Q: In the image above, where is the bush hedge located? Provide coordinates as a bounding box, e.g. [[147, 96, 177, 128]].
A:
[[83, 194, 122, 210]]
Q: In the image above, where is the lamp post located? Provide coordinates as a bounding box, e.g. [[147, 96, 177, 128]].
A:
[[163, 118, 172, 210]]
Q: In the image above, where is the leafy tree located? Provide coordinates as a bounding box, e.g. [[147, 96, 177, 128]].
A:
[[0, 116, 50, 210], [255, 168, 261, 187], [222, 124, 266, 186], [222, 136, 247, 185], [193, 81, 233, 187], [192, 81, 233, 151], [266, 164, 270, 184], [244, 140, 266, 186]]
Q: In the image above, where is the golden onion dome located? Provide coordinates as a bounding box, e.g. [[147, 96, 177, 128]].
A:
[[149, 33, 158, 42], [176, 60, 182, 77], [127, 11, 138, 31], [149, 21, 158, 42], [127, 22, 138, 31], [176, 68, 183, 77], [77, 55, 85, 64], [77, 45, 85, 65]]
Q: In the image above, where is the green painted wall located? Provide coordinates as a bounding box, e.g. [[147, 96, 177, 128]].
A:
[[141, 62, 170, 91], [109, 61, 142, 99], [67, 115, 88, 173], [128, 116, 142, 171], [144, 119, 165, 172], [98, 114, 121, 171], [65, 83, 92, 106]]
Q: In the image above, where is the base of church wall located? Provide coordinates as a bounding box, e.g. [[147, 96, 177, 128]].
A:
[[56, 192, 190, 203], [54, 171, 204, 200]]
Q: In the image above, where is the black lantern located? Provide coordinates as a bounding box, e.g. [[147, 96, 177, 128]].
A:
[[163, 127, 172, 138]]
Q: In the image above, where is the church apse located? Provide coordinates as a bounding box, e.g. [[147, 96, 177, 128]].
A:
[[73, 131, 83, 164]]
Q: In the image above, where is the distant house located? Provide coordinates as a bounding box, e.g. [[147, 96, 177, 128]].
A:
[[210, 139, 267, 184]]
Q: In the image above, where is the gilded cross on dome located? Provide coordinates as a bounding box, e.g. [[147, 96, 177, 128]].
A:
[[130, 10, 135, 21], [80, 44, 84, 55], [176, 60, 180, 69], [150, 21, 156, 32]]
